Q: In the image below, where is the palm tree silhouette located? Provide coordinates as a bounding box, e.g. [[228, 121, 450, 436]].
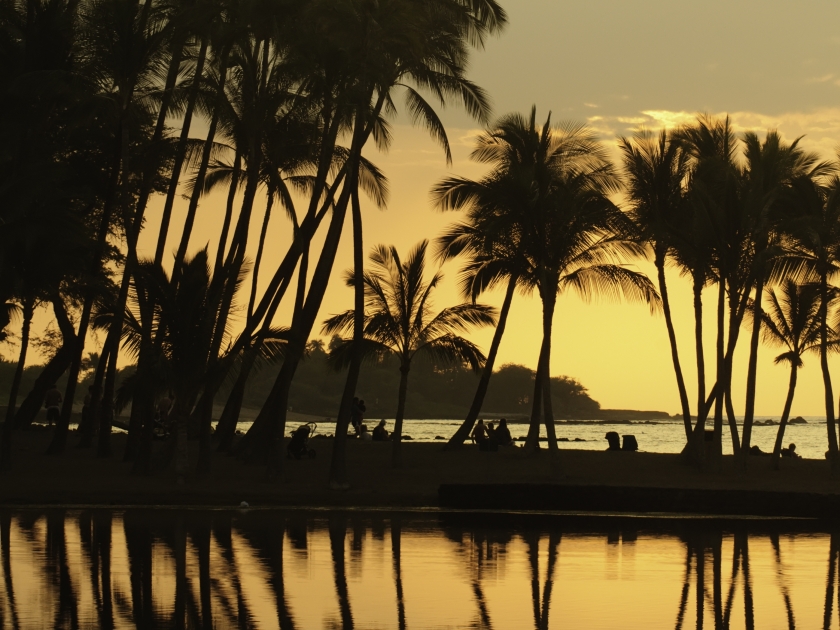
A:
[[785, 175, 840, 473], [434, 191, 527, 450], [619, 129, 693, 441], [324, 240, 495, 470], [751, 281, 837, 468]]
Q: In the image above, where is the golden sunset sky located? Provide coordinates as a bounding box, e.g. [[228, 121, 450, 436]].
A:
[[70, 1, 840, 416]]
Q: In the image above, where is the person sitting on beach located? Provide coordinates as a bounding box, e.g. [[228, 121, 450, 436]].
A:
[[372, 419, 389, 441], [471, 419, 488, 444], [44, 384, 62, 427], [486, 421, 496, 442], [359, 424, 372, 441], [781, 442, 801, 459], [494, 418, 513, 446]]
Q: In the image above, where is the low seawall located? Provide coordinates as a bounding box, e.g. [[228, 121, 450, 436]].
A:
[[439, 483, 840, 518]]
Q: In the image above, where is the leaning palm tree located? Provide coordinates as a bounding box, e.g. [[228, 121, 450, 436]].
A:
[[753, 281, 837, 469], [323, 240, 496, 470], [433, 215, 526, 450]]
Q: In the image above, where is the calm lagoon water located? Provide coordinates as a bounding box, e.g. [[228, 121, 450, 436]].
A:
[[2, 508, 839, 629]]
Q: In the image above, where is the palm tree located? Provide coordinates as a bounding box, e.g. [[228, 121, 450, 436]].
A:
[[462, 109, 659, 463], [619, 129, 693, 442], [323, 240, 496, 470], [753, 281, 836, 469], [733, 130, 827, 469], [784, 174, 840, 473], [433, 212, 525, 450]]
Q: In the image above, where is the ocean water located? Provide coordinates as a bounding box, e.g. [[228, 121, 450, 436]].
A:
[[239, 416, 836, 461]]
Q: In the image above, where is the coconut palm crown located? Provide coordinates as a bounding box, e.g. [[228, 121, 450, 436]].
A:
[[323, 240, 496, 467]]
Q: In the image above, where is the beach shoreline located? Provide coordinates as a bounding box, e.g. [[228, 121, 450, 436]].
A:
[[1, 429, 839, 518]]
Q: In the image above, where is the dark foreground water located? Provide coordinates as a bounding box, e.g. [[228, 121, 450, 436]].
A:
[[0, 508, 837, 629]]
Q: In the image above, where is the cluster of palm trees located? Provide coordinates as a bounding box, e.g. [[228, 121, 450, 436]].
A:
[[4, 0, 840, 485], [432, 109, 840, 477], [0, 0, 507, 482]]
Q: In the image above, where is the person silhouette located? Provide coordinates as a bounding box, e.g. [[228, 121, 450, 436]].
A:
[[44, 384, 62, 427]]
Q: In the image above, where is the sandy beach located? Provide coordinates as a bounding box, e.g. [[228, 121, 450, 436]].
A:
[[1, 427, 838, 512]]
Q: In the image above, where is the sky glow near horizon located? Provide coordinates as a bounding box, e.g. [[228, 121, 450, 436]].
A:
[[8, 0, 840, 418]]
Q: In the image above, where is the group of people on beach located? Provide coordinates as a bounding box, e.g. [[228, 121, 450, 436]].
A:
[[350, 397, 391, 442], [470, 418, 514, 447]]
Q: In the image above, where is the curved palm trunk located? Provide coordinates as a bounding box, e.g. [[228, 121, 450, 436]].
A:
[[819, 274, 840, 472], [48, 295, 94, 455], [11, 341, 74, 431], [174, 45, 231, 279], [771, 364, 798, 471], [248, 192, 275, 318], [241, 113, 369, 474], [391, 362, 411, 469], [2, 299, 33, 467], [4, 298, 32, 423], [214, 345, 257, 451], [330, 184, 364, 487], [445, 273, 517, 450], [215, 153, 241, 276], [739, 274, 765, 471], [656, 256, 692, 440], [153, 33, 209, 268]]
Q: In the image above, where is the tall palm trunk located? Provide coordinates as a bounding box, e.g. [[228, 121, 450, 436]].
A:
[[523, 344, 546, 453], [820, 273, 839, 472], [711, 277, 726, 470], [241, 107, 371, 474], [215, 153, 241, 276], [539, 291, 560, 472], [445, 273, 517, 450], [771, 363, 798, 470], [330, 184, 364, 487], [656, 254, 692, 440], [78, 344, 110, 448], [391, 362, 411, 469], [174, 44, 232, 279], [723, 291, 744, 454], [153, 32, 209, 267], [739, 274, 765, 471], [248, 191, 274, 318], [1, 298, 33, 469], [690, 275, 707, 462]]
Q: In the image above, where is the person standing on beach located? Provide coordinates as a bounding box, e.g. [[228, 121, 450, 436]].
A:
[[44, 385, 62, 427], [471, 419, 488, 444]]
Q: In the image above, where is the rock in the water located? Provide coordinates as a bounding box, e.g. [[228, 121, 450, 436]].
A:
[[789, 416, 807, 424], [434, 435, 445, 440]]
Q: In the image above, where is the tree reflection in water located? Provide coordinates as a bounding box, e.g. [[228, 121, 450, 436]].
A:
[[0, 510, 835, 629]]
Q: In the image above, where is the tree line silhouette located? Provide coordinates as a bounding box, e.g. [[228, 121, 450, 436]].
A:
[[2, 0, 840, 485]]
